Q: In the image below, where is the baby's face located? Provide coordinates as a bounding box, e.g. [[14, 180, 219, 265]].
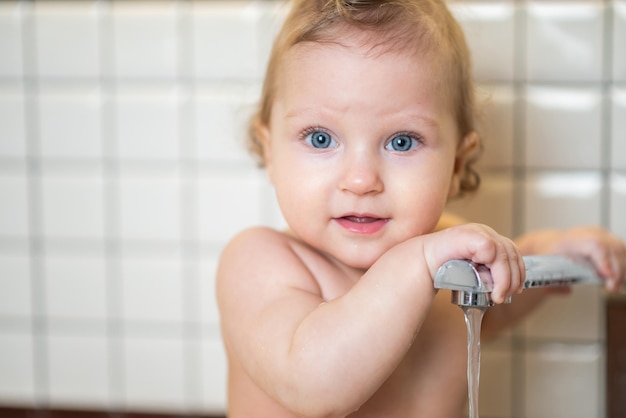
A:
[[262, 34, 463, 271]]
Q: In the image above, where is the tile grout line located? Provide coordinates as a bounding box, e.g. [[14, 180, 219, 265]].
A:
[[510, 2, 527, 417], [98, 0, 126, 409], [599, 1, 614, 416], [21, 0, 50, 408], [175, 0, 206, 411]]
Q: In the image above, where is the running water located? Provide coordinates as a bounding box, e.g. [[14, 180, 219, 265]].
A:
[[462, 306, 487, 418]]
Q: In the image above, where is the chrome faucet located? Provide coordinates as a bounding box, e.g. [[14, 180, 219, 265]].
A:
[[434, 255, 602, 307]]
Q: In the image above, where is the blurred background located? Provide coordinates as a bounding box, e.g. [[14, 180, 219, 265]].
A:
[[0, 0, 624, 417]]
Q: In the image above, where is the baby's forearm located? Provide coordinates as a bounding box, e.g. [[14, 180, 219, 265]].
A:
[[514, 229, 561, 255], [272, 243, 437, 416]]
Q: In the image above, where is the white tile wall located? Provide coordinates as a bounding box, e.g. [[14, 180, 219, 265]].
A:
[[114, 85, 182, 161], [611, 173, 626, 238], [0, 173, 30, 238], [0, 86, 26, 158], [614, 1, 626, 81], [522, 286, 604, 341], [118, 173, 182, 241], [523, 171, 603, 230], [452, 2, 516, 81], [478, 346, 513, 417], [0, 1, 623, 417], [33, 2, 100, 78], [120, 256, 184, 323], [41, 174, 105, 239], [200, 257, 220, 325], [122, 336, 186, 412], [447, 172, 515, 237], [204, 339, 228, 413], [38, 85, 103, 160], [197, 173, 264, 243], [47, 334, 110, 408], [191, 1, 266, 80], [525, 2, 604, 82], [44, 255, 107, 320], [0, 254, 31, 317], [524, 87, 603, 170], [193, 84, 259, 164], [111, 2, 179, 79], [0, 331, 35, 405], [0, 3, 24, 78], [524, 343, 603, 418], [477, 85, 516, 169], [612, 86, 626, 169]]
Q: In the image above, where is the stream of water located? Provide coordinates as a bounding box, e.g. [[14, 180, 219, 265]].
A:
[[462, 306, 487, 418]]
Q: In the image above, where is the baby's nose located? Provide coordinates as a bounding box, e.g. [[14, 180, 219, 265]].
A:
[[338, 151, 384, 195]]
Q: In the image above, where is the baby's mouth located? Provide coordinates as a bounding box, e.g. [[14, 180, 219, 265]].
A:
[[342, 215, 381, 223], [335, 215, 389, 234]]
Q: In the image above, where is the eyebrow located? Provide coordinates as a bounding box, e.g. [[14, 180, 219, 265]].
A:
[[283, 106, 441, 128], [403, 112, 441, 128]]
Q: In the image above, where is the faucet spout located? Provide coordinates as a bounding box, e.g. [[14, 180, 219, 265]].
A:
[[434, 260, 494, 292], [434, 255, 602, 308], [433, 259, 497, 307]]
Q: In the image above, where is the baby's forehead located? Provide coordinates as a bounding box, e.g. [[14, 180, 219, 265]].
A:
[[271, 22, 461, 121], [274, 39, 456, 129], [293, 23, 438, 60], [280, 32, 449, 97]]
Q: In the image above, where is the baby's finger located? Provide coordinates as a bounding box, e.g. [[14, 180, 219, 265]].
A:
[[584, 241, 612, 278], [609, 242, 626, 291], [501, 238, 524, 298], [490, 239, 523, 303]]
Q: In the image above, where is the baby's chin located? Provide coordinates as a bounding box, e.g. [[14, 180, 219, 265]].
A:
[[332, 251, 386, 273]]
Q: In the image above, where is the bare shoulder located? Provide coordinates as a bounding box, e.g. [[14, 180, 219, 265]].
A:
[[219, 226, 293, 261], [217, 226, 318, 276], [218, 227, 302, 285], [216, 227, 324, 308]]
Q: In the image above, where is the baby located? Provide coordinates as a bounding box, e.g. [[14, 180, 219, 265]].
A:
[[217, 0, 626, 416]]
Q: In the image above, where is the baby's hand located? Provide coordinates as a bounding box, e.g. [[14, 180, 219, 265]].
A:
[[517, 226, 626, 292], [423, 223, 525, 303]]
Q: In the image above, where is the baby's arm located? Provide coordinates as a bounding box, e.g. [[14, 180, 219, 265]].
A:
[[483, 226, 626, 338], [515, 226, 626, 291], [217, 224, 523, 417]]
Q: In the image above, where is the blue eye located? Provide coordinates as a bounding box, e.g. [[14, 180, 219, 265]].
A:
[[385, 134, 417, 152], [305, 130, 336, 149]]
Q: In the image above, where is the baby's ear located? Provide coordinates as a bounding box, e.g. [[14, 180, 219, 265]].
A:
[[448, 131, 480, 198], [257, 124, 274, 182]]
